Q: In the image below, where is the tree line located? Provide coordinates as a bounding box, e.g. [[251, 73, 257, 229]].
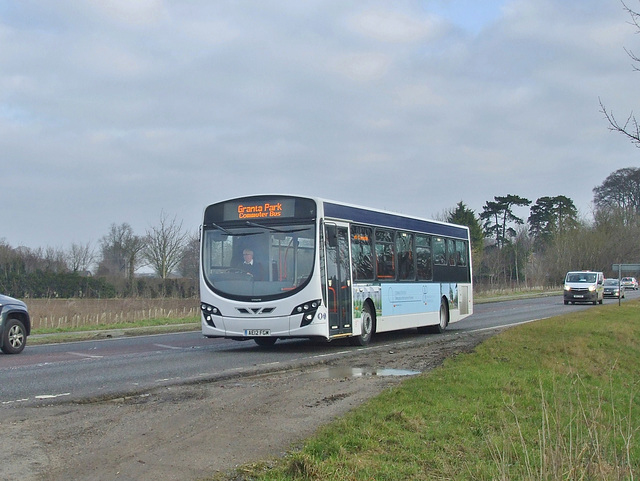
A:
[[465, 0, 640, 290], [0, 212, 199, 298], [447, 167, 640, 289], [3, 167, 640, 298]]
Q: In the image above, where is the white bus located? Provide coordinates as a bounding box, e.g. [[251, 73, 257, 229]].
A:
[[200, 195, 473, 347]]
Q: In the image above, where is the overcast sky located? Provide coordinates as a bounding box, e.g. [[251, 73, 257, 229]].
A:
[[2, 0, 639, 250]]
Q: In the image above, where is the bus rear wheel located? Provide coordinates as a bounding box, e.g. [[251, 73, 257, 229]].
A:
[[349, 303, 374, 346], [419, 298, 449, 334]]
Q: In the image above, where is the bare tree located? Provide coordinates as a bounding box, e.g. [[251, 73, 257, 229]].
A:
[[98, 223, 146, 279], [67, 242, 95, 274], [600, 1, 640, 146], [177, 231, 200, 280], [43, 246, 68, 273], [144, 212, 189, 279], [593, 166, 640, 222]]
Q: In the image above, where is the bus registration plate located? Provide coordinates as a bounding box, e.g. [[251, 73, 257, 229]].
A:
[[244, 329, 271, 336]]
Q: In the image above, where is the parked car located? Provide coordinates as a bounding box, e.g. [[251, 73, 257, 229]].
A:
[[620, 277, 639, 290], [603, 279, 625, 299], [0, 294, 31, 354]]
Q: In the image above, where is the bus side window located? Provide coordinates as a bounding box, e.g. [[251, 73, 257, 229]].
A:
[[351, 225, 374, 281], [456, 240, 468, 267], [375, 229, 395, 279], [447, 239, 456, 266], [433, 237, 446, 266], [396, 231, 414, 280], [416, 235, 432, 280]]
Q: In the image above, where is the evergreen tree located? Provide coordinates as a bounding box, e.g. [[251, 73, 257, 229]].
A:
[[528, 195, 578, 250], [480, 195, 531, 249], [447, 201, 483, 254]]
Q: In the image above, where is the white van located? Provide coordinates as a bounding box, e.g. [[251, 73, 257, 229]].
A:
[[563, 271, 604, 305]]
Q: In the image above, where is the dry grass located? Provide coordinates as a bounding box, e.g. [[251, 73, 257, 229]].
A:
[[27, 298, 199, 331]]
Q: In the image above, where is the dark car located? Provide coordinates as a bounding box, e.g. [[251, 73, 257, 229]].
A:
[[0, 294, 31, 354], [603, 279, 625, 299]]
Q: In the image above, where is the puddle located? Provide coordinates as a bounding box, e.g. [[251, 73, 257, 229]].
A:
[[308, 367, 421, 380]]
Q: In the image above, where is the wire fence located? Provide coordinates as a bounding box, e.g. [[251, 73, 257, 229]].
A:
[[27, 298, 199, 330]]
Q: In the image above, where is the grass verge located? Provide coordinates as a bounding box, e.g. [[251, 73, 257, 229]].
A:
[[229, 301, 640, 480]]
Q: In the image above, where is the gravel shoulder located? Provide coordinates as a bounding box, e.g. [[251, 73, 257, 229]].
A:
[[1, 329, 499, 481]]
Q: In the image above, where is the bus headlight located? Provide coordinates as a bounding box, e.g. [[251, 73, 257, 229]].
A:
[[291, 300, 322, 327], [201, 302, 221, 327]]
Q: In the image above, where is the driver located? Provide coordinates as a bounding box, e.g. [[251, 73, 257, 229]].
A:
[[241, 249, 264, 280]]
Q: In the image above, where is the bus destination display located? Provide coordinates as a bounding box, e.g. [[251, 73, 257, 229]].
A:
[[223, 198, 296, 220]]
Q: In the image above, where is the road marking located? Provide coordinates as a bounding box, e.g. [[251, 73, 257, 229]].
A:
[[153, 344, 183, 350], [2, 398, 30, 405], [35, 393, 71, 400], [472, 318, 548, 332], [68, 352, 103, 359]]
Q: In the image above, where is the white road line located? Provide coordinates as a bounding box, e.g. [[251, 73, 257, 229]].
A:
[[472, 317, 548, 332], [68, 352, 103, 359], [153, 344, 183, 350], [2, 398, 30, 405], [35, 393, 71, 400]]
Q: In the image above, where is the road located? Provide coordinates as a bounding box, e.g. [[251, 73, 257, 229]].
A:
[[2, 291, 637, 481], [1, 291, 636, 407]]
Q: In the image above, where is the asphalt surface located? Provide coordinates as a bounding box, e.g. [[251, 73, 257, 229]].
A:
[[2, 291, 637, 407]]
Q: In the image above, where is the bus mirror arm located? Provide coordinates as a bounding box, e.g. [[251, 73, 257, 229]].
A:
[[325, 225, 338, 247]]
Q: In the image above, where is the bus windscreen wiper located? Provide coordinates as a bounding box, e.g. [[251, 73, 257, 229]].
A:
[[205, 222, 232, 235], [245, 221, 289, 232], [245, 221, 308, 234], [206, 222, 261, 236]]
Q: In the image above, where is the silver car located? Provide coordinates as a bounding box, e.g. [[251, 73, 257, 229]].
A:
[[620, 277, 639, 291], [0, 294, 31, 354]]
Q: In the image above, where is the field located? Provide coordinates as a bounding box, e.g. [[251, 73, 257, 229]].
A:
[[27, 298, 200, 332]]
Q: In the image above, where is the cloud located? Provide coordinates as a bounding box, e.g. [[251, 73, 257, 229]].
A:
[[0, 0, 638, 249]]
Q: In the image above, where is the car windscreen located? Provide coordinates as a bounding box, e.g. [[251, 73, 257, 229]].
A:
[[566, 273, 596, 283]]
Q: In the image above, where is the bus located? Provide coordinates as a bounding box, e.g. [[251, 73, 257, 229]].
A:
[[200, 195, 473, 347]]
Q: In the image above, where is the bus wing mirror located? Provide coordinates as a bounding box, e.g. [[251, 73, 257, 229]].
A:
[[325, 225, 338, 247]]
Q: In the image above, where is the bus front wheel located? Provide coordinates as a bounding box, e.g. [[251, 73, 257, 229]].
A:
[[350, 303, 374, 346]]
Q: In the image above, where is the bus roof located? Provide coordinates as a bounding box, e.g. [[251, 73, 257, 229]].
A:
[[321, 200, 469, 240], [205, 194, 470, 240]]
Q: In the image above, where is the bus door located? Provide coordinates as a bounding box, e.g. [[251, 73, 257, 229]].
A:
[[324, 223, 353, 337]]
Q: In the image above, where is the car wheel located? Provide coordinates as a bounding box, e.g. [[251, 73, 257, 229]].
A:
[[1, 318, 27, 354]]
